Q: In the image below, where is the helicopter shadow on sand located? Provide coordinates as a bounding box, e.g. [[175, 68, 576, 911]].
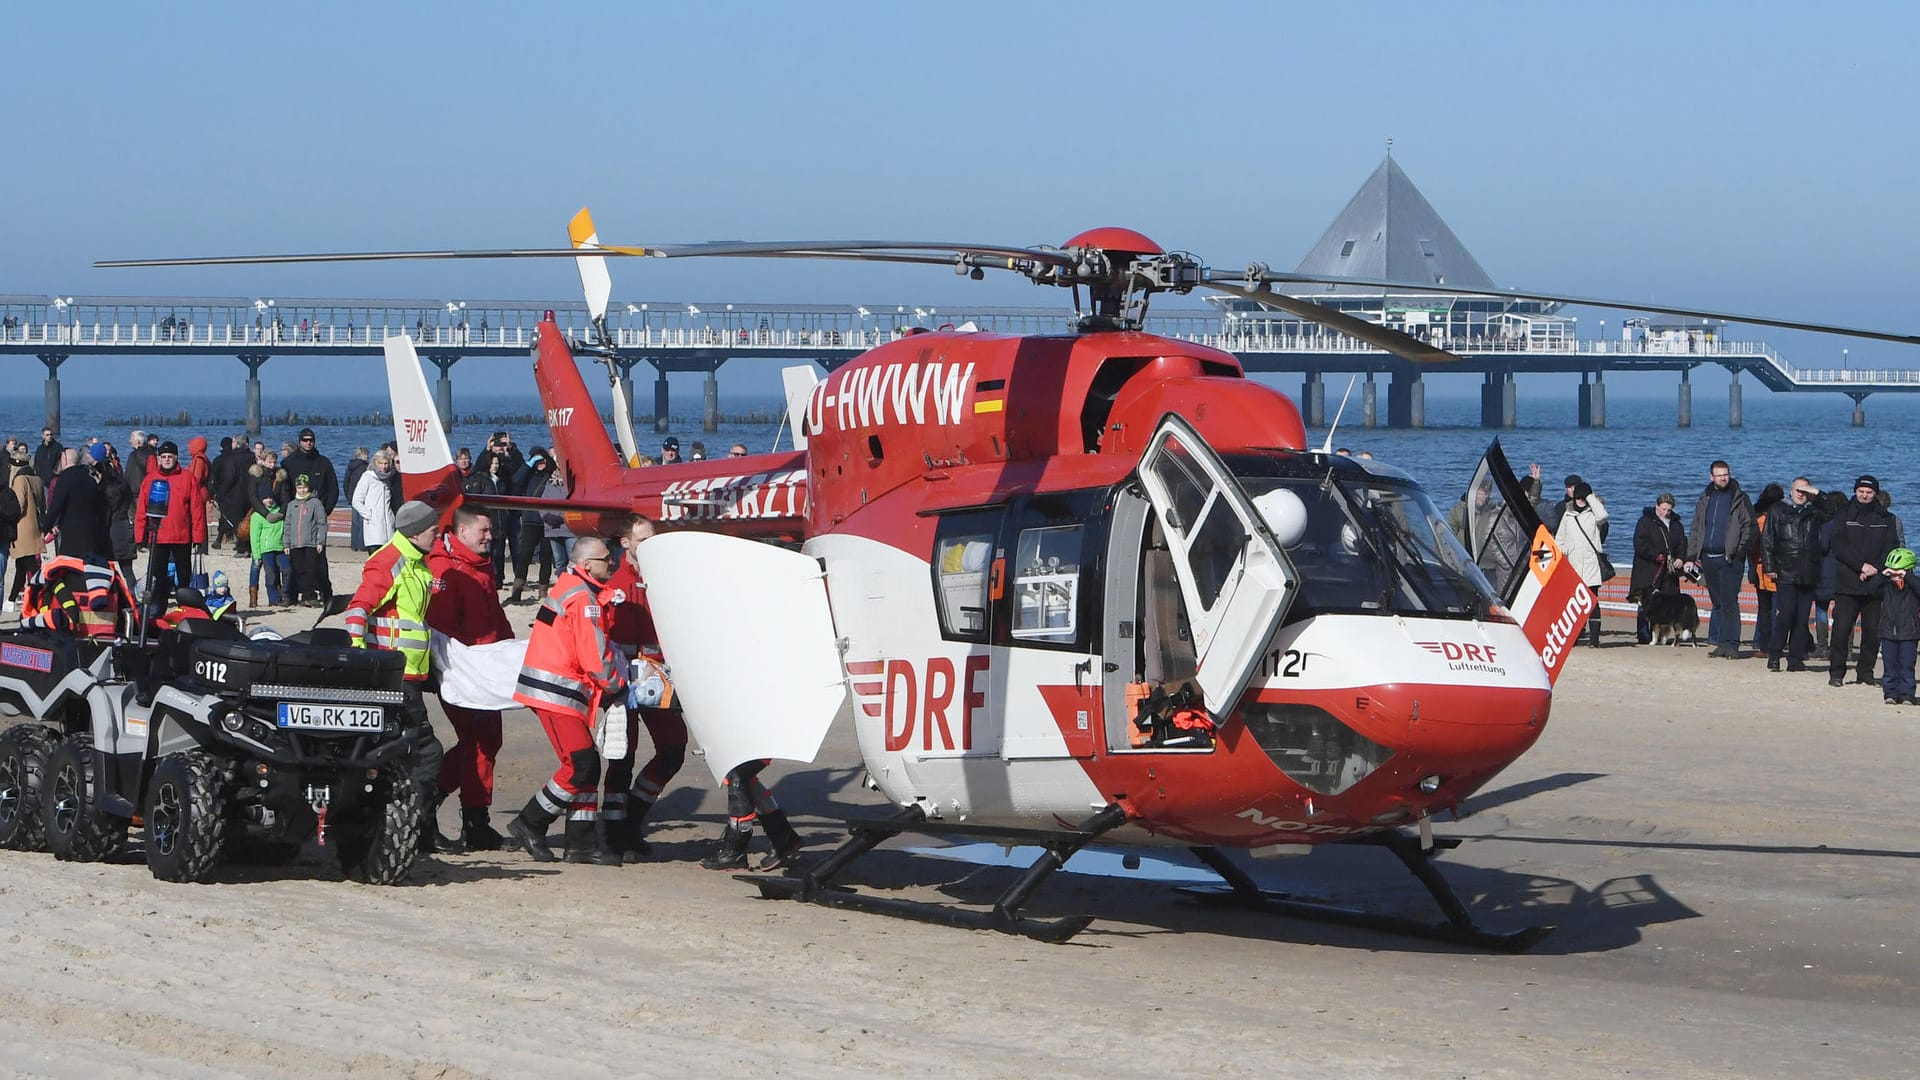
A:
[[662, 765, 1700, 955]]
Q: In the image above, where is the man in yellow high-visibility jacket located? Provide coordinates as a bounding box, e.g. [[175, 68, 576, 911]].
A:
[[346, 499, 454, 855]]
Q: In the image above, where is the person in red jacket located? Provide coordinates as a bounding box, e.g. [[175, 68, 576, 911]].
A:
[[507, 535, 627, 865], [134, 441, 207, 598], [597, 512, 691, 860], [426, 505, 515, 850]]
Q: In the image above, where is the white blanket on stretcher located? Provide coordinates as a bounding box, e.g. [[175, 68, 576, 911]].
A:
[[430, 632, 529, 710]]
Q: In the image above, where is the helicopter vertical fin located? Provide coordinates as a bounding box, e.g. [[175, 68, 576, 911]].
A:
[[780, 365, 819, 451], [1461, 440, 1594, 685], [532, 313, 623, 493], [382, 333, 462, 513]]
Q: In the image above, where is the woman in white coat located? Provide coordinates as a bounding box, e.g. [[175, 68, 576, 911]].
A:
[[351, 450, 397, 550], [1554, 480, 1610, 648]]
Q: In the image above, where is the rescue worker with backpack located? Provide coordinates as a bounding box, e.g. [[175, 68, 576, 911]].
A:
[[345, 499, 455, 856]]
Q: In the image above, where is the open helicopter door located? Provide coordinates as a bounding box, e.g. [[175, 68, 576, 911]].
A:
[[633, 533, 850, 783], [1132, 415, 1299, 717], [1461, 439, 1595, 685]]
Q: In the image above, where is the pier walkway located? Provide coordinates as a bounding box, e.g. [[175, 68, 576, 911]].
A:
[[2, 295, 1914, 434]]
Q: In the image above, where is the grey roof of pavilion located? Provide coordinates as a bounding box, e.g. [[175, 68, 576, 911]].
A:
[[1290, 155, 1498, 293]]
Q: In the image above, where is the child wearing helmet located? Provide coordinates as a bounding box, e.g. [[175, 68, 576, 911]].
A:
[[1877, 547, 1919, 705]]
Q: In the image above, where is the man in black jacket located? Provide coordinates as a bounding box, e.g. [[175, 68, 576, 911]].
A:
[[1684, 461, 1758, 658], [1828, 474, 1900, 687], [209, 435, 254, 551], [33, 428, 63, 488], [276, 427, 340, 514], [43, 448, 112, 563], [1761, 478, 1826, 672]]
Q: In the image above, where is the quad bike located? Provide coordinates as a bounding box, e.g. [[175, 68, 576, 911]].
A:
[[0, 594, 432, 884]]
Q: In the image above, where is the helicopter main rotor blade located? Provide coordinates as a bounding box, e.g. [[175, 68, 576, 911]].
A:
[[1200, 281, 1462, 365], [97, 239, 1080, 271], [1256, 271, 1920, 348]]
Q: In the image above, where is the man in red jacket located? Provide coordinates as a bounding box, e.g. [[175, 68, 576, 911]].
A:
[[597, 512, 690, 859], [427, 505, 515, 850], [134, 441, 207, 599]]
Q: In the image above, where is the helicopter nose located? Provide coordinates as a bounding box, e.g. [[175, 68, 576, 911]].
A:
[[1348, 682, 1552, 760]]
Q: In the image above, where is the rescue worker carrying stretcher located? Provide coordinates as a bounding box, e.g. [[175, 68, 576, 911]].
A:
[[345, 499, 453, 856], [507, 535, 628, 866], [426, 504, 514, 851], [596, 513, 689, 860]]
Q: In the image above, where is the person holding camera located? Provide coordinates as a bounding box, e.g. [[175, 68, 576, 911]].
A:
[[474, 431, 526, 586], [1630, 492, 1688, 643]]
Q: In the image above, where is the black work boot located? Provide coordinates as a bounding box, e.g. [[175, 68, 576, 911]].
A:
[[563, 819, 621, 866], [755, 809, 803, 872], [461, 807, 504, 851], [422, 795, 466, 855], [507, 800, 558, 863], [616, 795, 655, 860], [700, 823, 754, 871], [509, 577, 527, 605]]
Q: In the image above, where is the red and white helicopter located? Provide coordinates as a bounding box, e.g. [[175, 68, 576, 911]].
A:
[[105, 217, 1919, 947]]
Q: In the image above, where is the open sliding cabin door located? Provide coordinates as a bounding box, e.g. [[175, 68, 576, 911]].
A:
[[1461, 438, 1593, 684], [1130, 415, 1299, 720]]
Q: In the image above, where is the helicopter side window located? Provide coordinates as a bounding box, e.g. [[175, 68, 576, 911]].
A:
[[934, 533, 994, 641], [931, 512, 1000, 643], [1010, 525, 1083, 644]]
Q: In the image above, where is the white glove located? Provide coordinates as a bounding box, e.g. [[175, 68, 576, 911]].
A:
[[597, 704, 630, 760]]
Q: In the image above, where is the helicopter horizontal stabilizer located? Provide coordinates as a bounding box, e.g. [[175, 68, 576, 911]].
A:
[[634, 532, 849, 783], [780, 365, 818, 451]]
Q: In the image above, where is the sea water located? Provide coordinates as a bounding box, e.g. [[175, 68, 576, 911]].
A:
[[5, 378, 1916, 563]]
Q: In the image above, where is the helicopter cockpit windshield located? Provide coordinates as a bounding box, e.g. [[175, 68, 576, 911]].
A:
[[1226, 455, 1502, 622]]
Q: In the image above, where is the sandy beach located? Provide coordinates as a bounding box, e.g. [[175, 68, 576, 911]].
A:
[[1, 544, 1915, 1079]]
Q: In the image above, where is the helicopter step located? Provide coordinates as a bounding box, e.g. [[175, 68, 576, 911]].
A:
[[736, 803, 1130, 945], [1179, 833, 1554, 953]]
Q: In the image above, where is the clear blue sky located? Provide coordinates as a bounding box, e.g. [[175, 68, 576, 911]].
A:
[[4, 1, 1917, 398]]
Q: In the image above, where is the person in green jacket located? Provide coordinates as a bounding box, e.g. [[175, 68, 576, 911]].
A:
[[249, 495, 289, 607]]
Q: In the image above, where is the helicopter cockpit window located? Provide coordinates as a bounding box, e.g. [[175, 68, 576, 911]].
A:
[[1011, 525, 1083, 644], [934, 532, 995, 641], [1237, 473, 1500, 621]]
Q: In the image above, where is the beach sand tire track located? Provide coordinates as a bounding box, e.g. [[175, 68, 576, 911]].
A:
[[43, 734, 127, 863], [0, 723, 58, 851], [145, 751, 229, 883], [335, 762, 423, 885]]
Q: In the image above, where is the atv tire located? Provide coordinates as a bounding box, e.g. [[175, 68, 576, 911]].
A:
[[335, 766, 424, 885], [44, 734, 129, 863], [145, 751, 230, 883], [0, 724, 58, 851]]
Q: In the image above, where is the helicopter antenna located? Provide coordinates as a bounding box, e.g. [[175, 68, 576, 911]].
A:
[[1318, 373, 1359, 455]]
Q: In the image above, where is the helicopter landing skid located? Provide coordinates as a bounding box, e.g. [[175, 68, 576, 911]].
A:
[[737, 803, 1130, 944], [1180, 834, 1553, 953]]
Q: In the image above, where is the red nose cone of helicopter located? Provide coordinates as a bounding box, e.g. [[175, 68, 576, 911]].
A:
[[1061, 227, 1163, 255]]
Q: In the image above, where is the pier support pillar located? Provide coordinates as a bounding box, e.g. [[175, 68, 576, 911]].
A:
[[652, 367, 670, 435], [238, 354, 269, 436], [1578, 371, 1607, 428], [1849, 392, 1868, 427], [1387, 371, 1424, 429], [38, 354, 67, 437], [703, 365, 721, 433], [1677, 368, 1693, 428], [427, 354, 458, 431], [1361, 372, 1377, 428], [1728, 369, 1743, 429], [1301, 371, 1325, 428], [1480, 370, 1516, 429]]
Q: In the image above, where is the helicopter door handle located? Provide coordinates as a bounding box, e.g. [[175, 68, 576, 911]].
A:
[[1074, 658, 1093, 691]]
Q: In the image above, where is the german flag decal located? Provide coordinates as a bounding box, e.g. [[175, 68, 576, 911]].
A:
[[974, 378, 1007, 414]]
